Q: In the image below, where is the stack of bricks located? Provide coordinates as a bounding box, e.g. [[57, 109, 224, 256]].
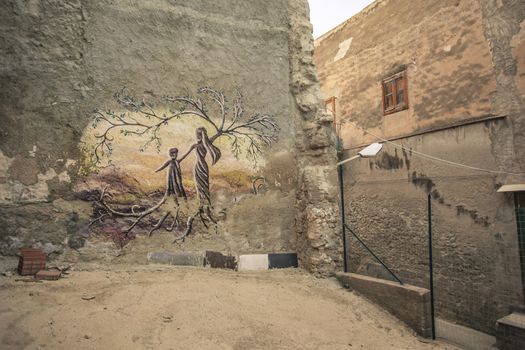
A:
[[17, 248, 46, 276]]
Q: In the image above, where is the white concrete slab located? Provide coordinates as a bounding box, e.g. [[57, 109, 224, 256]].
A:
[[238, 254, 269, 271]]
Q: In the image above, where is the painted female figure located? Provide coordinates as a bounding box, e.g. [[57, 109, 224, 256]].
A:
[[155, 147, 187, 200], [179, 127, 221, 213]]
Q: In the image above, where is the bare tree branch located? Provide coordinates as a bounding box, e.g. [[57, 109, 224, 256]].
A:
[[89, 87, 279, 166]]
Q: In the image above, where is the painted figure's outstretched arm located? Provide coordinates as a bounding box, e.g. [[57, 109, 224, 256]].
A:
[[178, 144, 195, 163], [154, 160, 171, 173]]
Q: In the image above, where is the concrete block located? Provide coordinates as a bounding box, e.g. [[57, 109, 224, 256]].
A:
[[238, 254, 269, 271], [334, 273, 354, 289], [268, 253, 298, 269], [496, 312, 525, 350], [436, 318, 495, 350], [147, 251, 204, 267], [336, 272, 432, 338], [205, 251, 237, 270]]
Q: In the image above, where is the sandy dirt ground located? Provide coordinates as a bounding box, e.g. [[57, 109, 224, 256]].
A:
[[0, 266, 459, 350]]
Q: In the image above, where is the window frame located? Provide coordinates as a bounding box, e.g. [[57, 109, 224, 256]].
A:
[[325, 96, 336, 129], [382, 70, 409, 115]]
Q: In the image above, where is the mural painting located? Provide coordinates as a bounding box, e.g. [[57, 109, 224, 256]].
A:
[[81, 87, 279, 245]]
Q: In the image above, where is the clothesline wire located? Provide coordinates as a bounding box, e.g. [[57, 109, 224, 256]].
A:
[[344, 121, 525, 177]]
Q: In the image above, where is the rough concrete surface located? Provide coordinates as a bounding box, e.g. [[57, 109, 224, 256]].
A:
[[0, 0, 293, 250], [0, 267, 460, 350], [0, 0, 341, 275]]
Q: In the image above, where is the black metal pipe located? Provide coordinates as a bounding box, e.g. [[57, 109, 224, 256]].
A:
[[338, 164, 348, 273], [344, 223, 403, 285], [428, 194, 436, 340]]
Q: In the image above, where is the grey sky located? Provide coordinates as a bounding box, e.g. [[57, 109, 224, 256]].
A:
[[308, 0, 375, 38]]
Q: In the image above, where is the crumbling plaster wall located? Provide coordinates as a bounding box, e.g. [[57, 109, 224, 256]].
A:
[[0, 0, 339, 270], [313, 0, 525, 333]]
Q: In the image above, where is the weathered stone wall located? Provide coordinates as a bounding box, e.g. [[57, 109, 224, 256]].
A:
[[287, 0, 341, 276], [480, 0, 525, 178], [314, 0, 525, 334], [314, 0, 497, 147], [0, 0, 339, 265]]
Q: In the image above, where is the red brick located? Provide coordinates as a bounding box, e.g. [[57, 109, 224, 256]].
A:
[[18, 248, 46, 275], [35, 270, 61, 280]]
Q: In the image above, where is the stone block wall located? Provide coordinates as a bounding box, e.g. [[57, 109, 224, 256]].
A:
[[342, 120, 523, 334]]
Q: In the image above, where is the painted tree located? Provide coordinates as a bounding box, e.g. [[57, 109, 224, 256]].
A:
[[88, 87, 279, 242]]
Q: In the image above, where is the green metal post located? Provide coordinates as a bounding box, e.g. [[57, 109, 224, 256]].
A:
[[338, 164, 348, 273], [428, 194, 436, 340]]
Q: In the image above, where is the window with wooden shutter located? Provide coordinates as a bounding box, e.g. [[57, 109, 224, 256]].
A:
[[382, 70, 408, 115]]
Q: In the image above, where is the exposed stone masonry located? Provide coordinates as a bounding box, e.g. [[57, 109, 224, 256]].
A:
[[287, 0, 341, 276]]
